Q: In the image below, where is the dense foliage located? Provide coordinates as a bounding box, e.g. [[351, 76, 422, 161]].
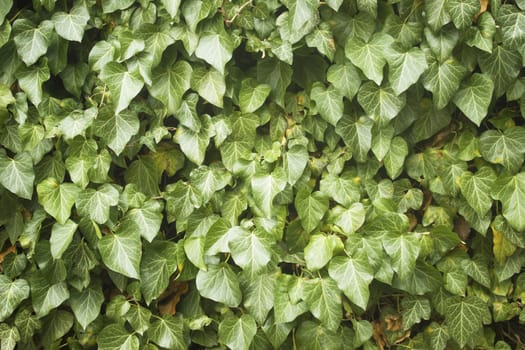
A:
[[0, 0, 524, 349]]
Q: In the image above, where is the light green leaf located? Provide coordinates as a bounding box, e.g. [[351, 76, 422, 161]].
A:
[[480, 127, 525, 172], [69, 284, 104, 329], [478, 45, 521, 98], [229, 228, 272, 274], [121, 199, 163, 242], [51, 4, 89, 42], [190, 163, 231, 203], [320, 171, 360, 207], [196, 263, 242, 307], [239, 78, 271, 113], [76, 184, 119, 224], [296, 321, 342, 350], [466, 12, 496, 53], [336, 115, 373, 162], [285, 0, 320, 44], [50, 219, 77, 259], [140, 241, 178, 304], [386, 46, 428, 95], [328, 255, 374, 310], [446, 0, 479, 29], [125, 305, 151, 335], [0, 324, 19, 350], [257, 58, 293, 107], [97, 324, 139, 350], [453, 73, 494, 126], [310, 82, 344, 126], [284, 144, 308, 185], [0, 276, 30, 322], [274, 274, 308, 323], [164, 180, 202, 223], [148, 315, 188, 350], [0, 1, 12, 24], [219, 314, 257, 350], [345, 32, 393, 85], [459, 167, 496, 216], [195, 30, 234, 74], [296, 190, 329, 233], [98, 230, 142, 279], [242, 273, 276, 325], [94, 108, 139, 156], [14, 309, 41, 342], [37, 178, 81, 224], [401, 296, 431, 329], [29, 274, 69, 318], [181, 0, 214, 32], [492, 173, 525, 231], [371, 124, 394, 161], [326, 62, 361, 100], [251, 168, 287, 217], [333, 202, 366, 235], [303, 277, 341, 331], [357, 82, 406, 121], [13, 19, 53, 66], [444, 296, 489, 348], [497, 5, 525, 49], [191, 66, 225, 108], [423, 57, 466, 109], [383, 232, 421, 279], [444, 270, 468, 295], [100, 62, 144, 113], [59, 108, 97, 140], [161, 0, 181, 18], [0, 152, 34, 200], [305, 23, 336, 61], [15, 59, 50, 107], [148, 60, 192, 115], [424, 0, 451, 31], [304, 234, 336, 271], [424, 24, 459, 63]]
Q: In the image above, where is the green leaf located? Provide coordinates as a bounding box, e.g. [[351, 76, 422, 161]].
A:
[[29, 273, 69, 318], [459, 167, 496, 216], [304, 234, 337, 271], [345, 33, 393, 85], [497, 5, 525, 49], [140, 241, 178, 304], [37, 178, 81, 224], [274, 274, 308, 323], [69, 284, 104, 329], [98, 230, 142, 279], [295, 320, 343, 350], [446, 0, 480, 29], [58, 108, 97, 140], [423, 57, 466, 109], [14, 309, 41, 342], [191, 66, 225, 108], [328, 255, 374, 310], [424, 0, 451, 31], [303, 277, 342, 331], [0, 152, 34, 200], [284, 144, 309, 185], [218, 314, 257, 350], [97, 324, 139, 350], [326, 62, 361, 100], [257, 58, 293, 107], [478, 45, 521, 98], [195, 30, 234, 74], [453, 73, 494, 126], [480, 127, 525, 172], [333, 202, 366, 235], [242, 273, 276, 324], [285, 0, 320, 44], [444, 296, 489, 348], [50, 219, 77, 259], [164, 180, 202, 223], [181, 0, 215, 32], [124, 156, 160, 196], [76, 184, 119, 224], [386, 46, 428, 95], [161, 0, 181, 18], [0, 1, 12, 24], [190, 164, 231, 203], [310, 82, 343, 126], [51, 4, 89, 42], [99, 62, 144, 113], [93, 108, 139, 155], [13, 19, 53, 66], [383, 232, 421, 279], [357, 82, 406, 121], [121, 199, 163, 242], [0, 324, 19, 350], [305, 23, 336, 61], [296, 190, 328, 234], [229, 228, 272, 274], [251, 168, 287, 217], [0, 276, 30, 322], [148, 315, 188, 350], [15, 59, 51, 107], [336, 115, 373, 162], [148, 60, 192, 115], [196, 263, 242, 307], [320, 171, 360, 207], [401, 296, 431, 329], [125, 305, 151, 335], [239, 78, 271, 113], [492, 173, 525, 231]]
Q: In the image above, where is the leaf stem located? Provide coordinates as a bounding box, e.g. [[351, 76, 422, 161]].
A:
[[225, 0, 252, 25]]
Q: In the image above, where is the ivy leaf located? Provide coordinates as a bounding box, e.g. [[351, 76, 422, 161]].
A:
[[98, 230, 142, 279], [229, 228, 272, 274], [195, 29, 234, 74], [29, 274, 69, 318], [0, 276, 30, 322], [383, 232, 421, 279], [345, 33, 393, 85], [94, 108, 139, 156], [218, 314, 257, 350], [336, 115, 373, 162], [305, 23, 336, 61], [196, 263, 242, 307], [424, 0, 451, 31], [121, 199, 163, 242], [459, 167, 496, 216], [37, 178, 81, 224], [326, 62, 361, 100], [242, 273, 276, 325], [51, 4, 89, 42], [310, 82, 344, 126], [59, 108, 97, 140], [333, 203, 366, 235], [140, 241, 178, 305], [148, 60, 192, 115], [295, 321, 342, 350], [328, 256, 374, 310], [304, 234, 337, 271], [285, 0, 320, 44], [423, 57, 466, 109], [497, 5, 525, 49], [164, 180, 202, 223], [446, 0, 480, 29], [239, 78, 271, 113], [251, 168, 287, 218], [478, 45, 521, 98], [320, 172, 360, 207], [444, 296, 489, 348], [99, 62, 144, 113], [0, 1, 12, 24], [161, 0, 181, 18], [401, 296, 431, 330], [76, 184, 119, 224], [97, 324, 139, 350], [13, 19, 53, 66], [69, 284, 104, 329], [386, 46, 428, 95], [453, 73, 494, 126], [191, 66, 225, 108], [147, 315, 188, 350], [296, 190, 329, 233], [125, 305, 151, 335], [124, 156, 160, 196], [0, 152, 34, 200], [492, 173, 525, 231], [480, 127, 525, 172], [357, 82, 406, 121], [303, 277, 342, 331], [274, 274, 308, 323], [190, 164, 231, 204], [257, 58, 292, 107], [50, 219, 78, 259], [15, 59, 50, 107]]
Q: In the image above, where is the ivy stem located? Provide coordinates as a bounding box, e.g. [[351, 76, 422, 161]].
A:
[[225, 0, 252, 25]]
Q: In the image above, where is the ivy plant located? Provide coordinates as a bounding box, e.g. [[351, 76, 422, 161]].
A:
[[0, 0, 525, 349]]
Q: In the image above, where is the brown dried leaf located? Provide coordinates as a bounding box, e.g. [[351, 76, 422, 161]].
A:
[[158, 281, 189, 315]]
